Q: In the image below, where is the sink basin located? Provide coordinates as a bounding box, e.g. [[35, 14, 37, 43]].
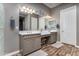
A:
[[41, 30, 50, 35], [50, 30, 57, 32]]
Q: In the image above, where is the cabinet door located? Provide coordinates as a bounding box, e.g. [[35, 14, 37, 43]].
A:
[[49, 32, 57, 44], [21, 36, 41, 55], [33, 37, 41, 50], [22, 38, 33, 55], [53, 32, 57, 42]]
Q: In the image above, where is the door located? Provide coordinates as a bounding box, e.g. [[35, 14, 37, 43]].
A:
[[33, 36, 41, 50], [60, 6, 76, 45]]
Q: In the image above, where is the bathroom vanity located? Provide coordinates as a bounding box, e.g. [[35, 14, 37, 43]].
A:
[[19, 30, 57, 55], [19, 31, 41, 55], [19, 9, 57, 55]]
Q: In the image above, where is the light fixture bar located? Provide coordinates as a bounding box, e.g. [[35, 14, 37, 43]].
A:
[[19, 6, 35, 14]]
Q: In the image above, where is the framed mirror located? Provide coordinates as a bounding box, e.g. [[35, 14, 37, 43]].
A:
[[48, 20, 56, 30]]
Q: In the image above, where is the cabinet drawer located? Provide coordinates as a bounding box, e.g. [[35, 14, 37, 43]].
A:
[[22, 35, 40, 39]]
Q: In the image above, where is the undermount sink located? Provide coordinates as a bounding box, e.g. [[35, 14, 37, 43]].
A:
[[41, 30, 51, 35]]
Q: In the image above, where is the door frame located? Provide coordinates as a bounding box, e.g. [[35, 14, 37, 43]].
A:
[[60, 5, 77, 46]]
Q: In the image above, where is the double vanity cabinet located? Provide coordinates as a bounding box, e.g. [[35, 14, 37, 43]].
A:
[[19, 31, 57, 56]]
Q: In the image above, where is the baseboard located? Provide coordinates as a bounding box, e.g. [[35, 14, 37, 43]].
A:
[[75, 45, 79, 48], [58, 41, 77, 47], [5, 50, 21, 56]]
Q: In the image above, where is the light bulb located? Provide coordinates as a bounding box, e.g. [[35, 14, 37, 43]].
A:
[[26, 8, 29, 11], [32, 10, 35, 13], [29, 9, 32, 13], [25, 10, 27, 13], [22, 6, 26, 10], [30, 9, 32, 12], [20, 8, 24, 12]]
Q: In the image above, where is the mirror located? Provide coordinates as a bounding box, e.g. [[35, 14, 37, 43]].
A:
[[19, 6, 56, 31], [19, 13, 39, 31], [39, 17, 56, 30], [48, 20, 56, 30], [19, 13, 56, 31]]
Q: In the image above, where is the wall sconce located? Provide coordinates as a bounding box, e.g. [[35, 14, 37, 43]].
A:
[[19, 6, 35, 14]]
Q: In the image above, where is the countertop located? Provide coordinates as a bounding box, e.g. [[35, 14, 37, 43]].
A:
[[19, 31, 41, 35], [19, 30, 57, 36]]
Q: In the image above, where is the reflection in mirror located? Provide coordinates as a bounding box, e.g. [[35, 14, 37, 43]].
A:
[[30, 14, 39, 30], [39, 17, 45, 30], [48, 20, 56, 30], [19, 13, 28, 31], [39, 17, 56, 30], [19, 15, 25, 31], [19, 12, 39, 31], [19, 6, 39, 31], [19, 6, 56, 31]]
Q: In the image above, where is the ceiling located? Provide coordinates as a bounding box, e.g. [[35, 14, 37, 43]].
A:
[[44, 3, 61, 8]]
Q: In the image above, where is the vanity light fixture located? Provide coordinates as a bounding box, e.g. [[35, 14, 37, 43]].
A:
[[19, 6, 35, 14], [43, 15, 52, 19]]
